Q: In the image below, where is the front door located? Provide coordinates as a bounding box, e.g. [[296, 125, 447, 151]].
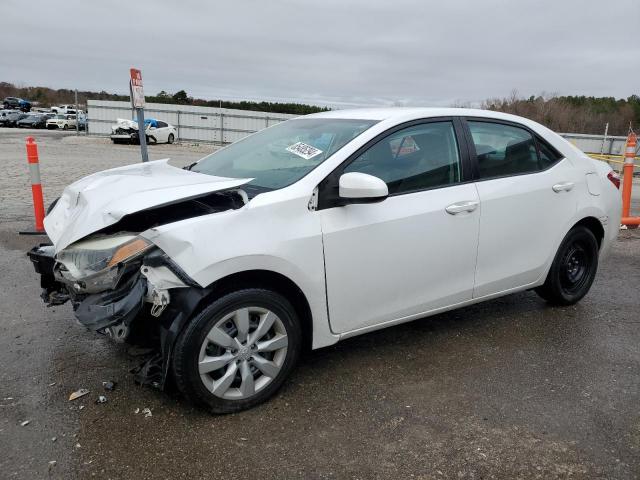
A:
[[319, 120, 481, 334]]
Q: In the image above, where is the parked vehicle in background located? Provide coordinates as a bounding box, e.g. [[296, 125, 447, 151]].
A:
[[46, 114, 77, 130], [17, 113, 54, 129], [51, 105, 78, 114], [0, 109, 17, 122], [28, 108, 622, 414], [110, 118, 176, 144], [77, 114, 87, 131], [3, 97, 31, 112], [0, 111, 28, 127]]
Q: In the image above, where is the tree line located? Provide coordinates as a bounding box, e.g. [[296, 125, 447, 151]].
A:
[[481, 91, 640, 136], [2, 82, 638, 134], [0, 82, 329, 116]]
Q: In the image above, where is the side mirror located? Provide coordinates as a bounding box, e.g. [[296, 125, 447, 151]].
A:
[[338, 172, 388, 204]]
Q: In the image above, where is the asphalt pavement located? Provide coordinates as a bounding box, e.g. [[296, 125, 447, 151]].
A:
[[0, 128, 639, 479]]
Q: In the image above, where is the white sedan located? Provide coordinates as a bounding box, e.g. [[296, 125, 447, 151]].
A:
[[29, 108, 621, 413], [110, 118, 177, 144]]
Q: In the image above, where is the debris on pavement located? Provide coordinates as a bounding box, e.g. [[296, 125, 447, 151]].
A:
[[51, 437, 57, 442], [134, 408, 140, 414], [78, 405, 85, 410], [102, 381, 116, 391], [68, 388, 89, 401], [142, 407, 152, 418], [131, 353, 163, 389], [96, 395, 107, 404], [48, 382, 56, 387], [20, 420, 30, 427], [127, 346, 155, 357], [48, 460, 56, 469]]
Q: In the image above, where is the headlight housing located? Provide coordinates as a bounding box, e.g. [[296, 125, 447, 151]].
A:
[[55, 235, 154, 292]]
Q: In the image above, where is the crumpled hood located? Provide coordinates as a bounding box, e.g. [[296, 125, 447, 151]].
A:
[[45, 159, 251, 252], [112, 118, 141, 131]]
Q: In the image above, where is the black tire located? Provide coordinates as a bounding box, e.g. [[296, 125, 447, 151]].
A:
[[63, 124, 68, 130], [535, 226, 599, 305], [172, 288, 302, 414], [167, 133, 175, 144]]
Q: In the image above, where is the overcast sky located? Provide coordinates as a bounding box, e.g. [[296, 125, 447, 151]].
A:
[[3, 0, 639, 108]]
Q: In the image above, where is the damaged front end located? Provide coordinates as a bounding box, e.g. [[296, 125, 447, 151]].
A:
[[29, 234, 153, 329], [28, 187, 247, 389]]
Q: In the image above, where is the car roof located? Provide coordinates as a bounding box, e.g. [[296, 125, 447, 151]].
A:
[[306, 107, 538, 125]]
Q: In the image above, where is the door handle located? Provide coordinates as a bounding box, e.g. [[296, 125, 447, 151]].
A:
[[445, 200, 479, 215], [552, 182, 574, 193]]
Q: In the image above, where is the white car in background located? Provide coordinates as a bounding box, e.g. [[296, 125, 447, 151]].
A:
[[110, 118, 177, 144], [29, 108, 621, 414], [51, 105, 77, 114], [46, 114, 77, 130]]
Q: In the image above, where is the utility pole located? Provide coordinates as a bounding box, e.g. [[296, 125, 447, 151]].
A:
[[600, 122, 609, 155], [74, 89, 79, 136], [129, 68, 149, 162]]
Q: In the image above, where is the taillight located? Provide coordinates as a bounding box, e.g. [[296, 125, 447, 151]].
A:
[[607, 171, 620, 189]]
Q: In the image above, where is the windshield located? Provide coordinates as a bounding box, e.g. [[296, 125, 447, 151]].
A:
[[55, 115, 65, 119], [192, 118, 377, 191]]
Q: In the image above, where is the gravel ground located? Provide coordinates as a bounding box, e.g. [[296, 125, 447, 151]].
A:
[[0, 128, 639, 479], [0, 128, 216, 224]]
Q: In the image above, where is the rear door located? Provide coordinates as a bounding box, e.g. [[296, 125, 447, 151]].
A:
[[154, 121, 170, 142], [463, 118, 578, 297], [319, 118, 481, 334]]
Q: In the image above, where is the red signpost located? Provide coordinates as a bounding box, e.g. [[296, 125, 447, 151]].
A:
[[130, 68, 149, 163]]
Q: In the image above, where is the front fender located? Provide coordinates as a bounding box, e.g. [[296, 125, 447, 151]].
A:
[[141, 197, 338, 350]]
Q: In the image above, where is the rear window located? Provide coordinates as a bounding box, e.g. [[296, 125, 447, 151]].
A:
[[468, 121, 561, 179]]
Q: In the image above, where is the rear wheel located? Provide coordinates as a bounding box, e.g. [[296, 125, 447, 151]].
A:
[[172, 289, 301, 414], [535, 226, 599, 305]]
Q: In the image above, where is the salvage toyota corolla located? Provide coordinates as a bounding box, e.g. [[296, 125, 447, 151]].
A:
[[29, 108, 621, 413]]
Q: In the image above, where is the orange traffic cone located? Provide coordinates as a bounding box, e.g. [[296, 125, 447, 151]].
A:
[[621, 131, 640, 227]]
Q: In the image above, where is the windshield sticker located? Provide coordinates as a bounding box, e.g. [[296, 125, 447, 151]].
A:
[[286, 142, 323, 160]]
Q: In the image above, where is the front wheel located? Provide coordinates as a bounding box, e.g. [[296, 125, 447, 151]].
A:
[[535, 226, 599, 305], [172, 289, 301, 414], [167, 133, 175, 144]]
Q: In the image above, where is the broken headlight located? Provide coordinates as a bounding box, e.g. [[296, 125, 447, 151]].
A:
[[55, 235, 154, 293]]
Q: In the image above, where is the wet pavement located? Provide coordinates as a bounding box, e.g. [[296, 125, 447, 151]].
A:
[[1, 129, 639, 479]]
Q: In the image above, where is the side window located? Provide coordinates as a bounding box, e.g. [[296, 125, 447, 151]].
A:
[[536, 136, 563, 168], [156, 121, 168, 128], [468, 121, 540, 179], [343, 121, 461, 195]]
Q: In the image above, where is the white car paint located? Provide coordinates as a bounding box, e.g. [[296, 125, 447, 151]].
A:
[[321, 182, 480, 334], [46, 114, 77, 130], [471, 159, 580, 297], [338, 172, 388, 199], [147, 121, 177, 144], [45, 159, 251, 251], [45, 108, 621, 351]]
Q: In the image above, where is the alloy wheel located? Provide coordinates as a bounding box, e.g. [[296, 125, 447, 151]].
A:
[[198, 307, 288, 400]]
